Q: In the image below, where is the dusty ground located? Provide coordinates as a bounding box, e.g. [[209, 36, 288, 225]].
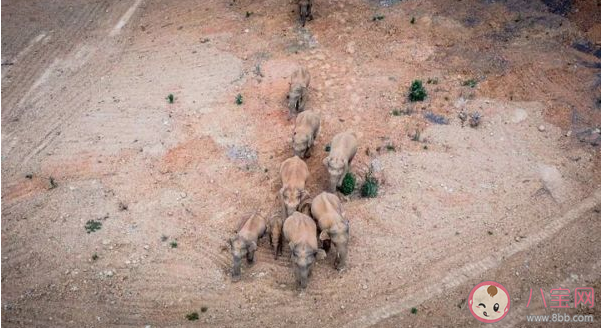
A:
[[1, 0, 600, 327]]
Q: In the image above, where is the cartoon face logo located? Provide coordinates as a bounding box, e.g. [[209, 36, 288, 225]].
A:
[[468, 281, 510, 323]]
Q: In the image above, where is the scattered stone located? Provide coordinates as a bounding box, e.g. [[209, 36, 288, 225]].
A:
[[511, 108, 528, 123], [538, 125, 545, 132]]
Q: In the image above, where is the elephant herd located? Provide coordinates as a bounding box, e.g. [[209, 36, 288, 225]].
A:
[[229, 65, 357, 289]]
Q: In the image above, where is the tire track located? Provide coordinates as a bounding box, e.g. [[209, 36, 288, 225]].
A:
[[344, 189, 601, 328]]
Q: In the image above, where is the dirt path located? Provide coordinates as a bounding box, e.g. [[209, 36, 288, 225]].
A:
[[2, 0, 600, 327]]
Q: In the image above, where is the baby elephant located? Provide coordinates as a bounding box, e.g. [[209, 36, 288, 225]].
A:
[[269, 214, 284, 260], [280, 156, 310, 218], [230, 213, 267, 281], [293, 110, 320, 158], [311, 192, 350, 270], [323, 131, 358, 192], [283, 211, 326, 288], [288, 67, 310, 116], [298, 0, 313, 27]]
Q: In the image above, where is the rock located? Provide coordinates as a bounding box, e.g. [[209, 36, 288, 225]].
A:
[[362, 284, 368, 290], [345, 42, 356, 54], [538, 164, 569, 203], [143, 245, 150, 250], [341, 305, 345, 309], [538, 125, 545, 132], [104, 270, 114, 277], [511, 108, 528, 123], [566, 130, 572, 137]]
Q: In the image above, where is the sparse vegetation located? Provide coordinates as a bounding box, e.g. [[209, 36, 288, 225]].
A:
[[488, 231, 493, 235], [245, 11, 253, 18], [235, 94, 243, 105], [411, 129, 421, 142], [201, 306, 208, 313], [49, 176, 58, 189], [424, 112, 449, 125], [25, 174, 33, 179], [409, 80, 427, 102], [186, 312, 199, 321], [411, 307, 418, 314], [469, 112, 481, 127], [361, 170, 379, 198], [462, 79, 478, 88], [410, 17, 416, 24], [324, 144, 331, 152], [338, 172, 356, 196], [391, 108, 413, 116], [92, 253, 99, 261], [166, 93, 174, 103], [85, 220, 102, 233], [118, 202, 128, 211], [170, 240, 178, 248], [372, 14, 385, 21], [385, 144, 396, 151]]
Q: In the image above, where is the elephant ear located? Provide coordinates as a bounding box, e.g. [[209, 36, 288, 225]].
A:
[[319, 230, 330, 241], [316, 249, 326, 260], [248, 241, 257, 252]]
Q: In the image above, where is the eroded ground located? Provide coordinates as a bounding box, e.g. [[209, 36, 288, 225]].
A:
[[1, 0, 600, 327]]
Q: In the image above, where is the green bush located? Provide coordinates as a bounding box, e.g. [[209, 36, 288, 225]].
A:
[[338, 173, 356, 195], [409, 80, 427, 102], [235, 94, 243, 105], [186, 312, 199, 321], [361, 173, 379, 198], [85, 220, 102, 234], [166, 94, 174, 103], [462, 79, 477, 88]]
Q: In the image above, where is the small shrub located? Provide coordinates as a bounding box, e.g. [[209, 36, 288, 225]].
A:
[[361, 171, 379, 198], [487, 231, 493, 235], [92, 253, 99, 261], [411, 129, 421, 142], [161, 235, 168, 242], [235, 94, 243, 105], [391, 108, 413, 116], [166, 94, 174, 103], [462, 79, 478, 88], [245, 11, 253, 18], [338, 173, 356, 195], [170, 240, 178, 248], [424, 112, 449, 125], [49, 177, 58, 189], [25, 174, 33, 179], [411, 307, 418, 314], [426, 78, 438, 84], [201, 306, 208, 313], [85, 220, 102, 234], [186, 312, 199, 321], [324, 144, 331, 152], [372, 14, 385, 21], [385, 144, 396, 151], [410, 17, 416, 24], [469, 112, 481, 127], [409, 80, 427, 102]]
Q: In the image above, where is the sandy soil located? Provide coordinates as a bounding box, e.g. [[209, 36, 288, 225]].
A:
[[1, 0, 600, 327]]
